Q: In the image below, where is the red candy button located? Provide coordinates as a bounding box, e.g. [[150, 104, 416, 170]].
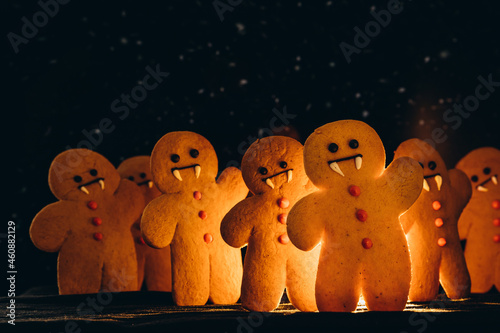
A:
[[198, 211, 207, 220], [437, 237, 447, 247], [356, 209, 368, 222], [92, 217, 102, 226], [278, 234, 290, 245], [277, 198, 290, 209], [494, 235, 500, 243], [87, 201, 98, 210], [492, 200, 500, 210], [432, 201, 442, 211], [493, 218, 500, 227], [138, 237, 146, 245], [362, 238, 373, 249], [93, 232, 103, 241], [204, 233, 213, 244], [278, 213, 287, 224], [349, 185, 361, 197], [435, 218, 444, 228], [193, 191, 202, 200]]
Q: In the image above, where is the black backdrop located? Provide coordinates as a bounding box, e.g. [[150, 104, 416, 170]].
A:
[[5, 0, 500, 294]]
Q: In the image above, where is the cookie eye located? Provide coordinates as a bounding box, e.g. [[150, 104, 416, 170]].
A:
[[328, 143, 339, 153], [259, 167, 268, 175], [90, 169, 98, 176], [140, 172, 146, 179], [280, 161, 288, 169], [349, 140, 359, 149], [471, 175, 478, 182], [171, 154, 180, 163], [419, 162, 424, 169], [128, 176, 135, 181], [428, 161, 437, 170], [73, 175, 82, 183], [483, 167, 491, 175], [190, 149, 199, 158]]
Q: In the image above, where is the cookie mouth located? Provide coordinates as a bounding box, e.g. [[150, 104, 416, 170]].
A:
[[261, 169, 293, 189], [171, 164, 201, 181], [423, 173, 442, 192], [476, 174, 498, 192], [327, 154, 363, 177], [78, 177, 105, 194], [138, 180, 154, 188]]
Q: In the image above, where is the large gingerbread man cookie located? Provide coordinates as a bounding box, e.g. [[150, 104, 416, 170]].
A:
[[30, 149, 145, 294], [394, 139, 471, 301], [117, 156, 172, 292], [287, 120, 423, 311], [456, 147, 500, 293], [221, 136, 320, 312], [141, 131, 249, 305]]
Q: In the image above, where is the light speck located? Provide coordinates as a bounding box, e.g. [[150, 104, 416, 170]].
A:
[[424, 56, 430, 63], [419, 119, 425, 125], [398, 87, 406, 93], [329, 62, 335, 67], [439, 50, 450, 59], [362, 110, 369, 118], [198, 88, 204, 94], [355, 92, 361, 99], [294, 65, 300, 71], [120, 37, 128, 45], [239, 79, 248, 86]]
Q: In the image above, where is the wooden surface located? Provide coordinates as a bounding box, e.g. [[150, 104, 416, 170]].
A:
[[2, 286, 499, 333]]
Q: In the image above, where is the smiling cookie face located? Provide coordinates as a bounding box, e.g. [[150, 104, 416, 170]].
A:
[[150, 131, 218, 193], [394, 139, 449, 193], [117, 156, 161, 202], [241, 136, 307, 195], [303, 120, 385, 189], [48, 149, 121, 201], [456, 147, 500, 197]]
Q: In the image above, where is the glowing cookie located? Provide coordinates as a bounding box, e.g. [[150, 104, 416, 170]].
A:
[[395, 139, 472, 301], [287, 120, 423, 311], [118, 156, 172, 292], [456, 147, 500, 293], [141, 131, 249, 305], [30, 149, 145, 294], [221, 136, 320, 312]]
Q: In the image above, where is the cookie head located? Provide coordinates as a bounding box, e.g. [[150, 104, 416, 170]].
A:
[[456, 147, 500, 196], [117, 155, 161, 201], [303, 120, 385, 188], [241, 136, 307, 195], [394, 139, 449, 192], [48, 149, 121, 201], [150, 131, 218, 193]]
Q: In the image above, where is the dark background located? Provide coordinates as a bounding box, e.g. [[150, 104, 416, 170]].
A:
[[4, 0, 500, 294]]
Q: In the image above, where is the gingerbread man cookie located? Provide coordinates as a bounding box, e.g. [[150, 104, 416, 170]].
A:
[[287, 120, 423, 311], [30, 149, 145, 294], [394, 139, 471, 301], [221, 136, 320, 312], [456, 147, 500, 293], [117, 156, 172, 292], [141, 131, 249, 305]]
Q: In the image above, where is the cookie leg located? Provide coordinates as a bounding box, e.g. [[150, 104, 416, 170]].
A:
[[135, 244, 146, 290], [407, 244, 441, 302], [286, 245, 320, 312], [315, 250, 362, 312], [465, 248, 494, 293], [439, 242, 471, 299], [495, 252, 500, 292], [362, 252, 411, 311], [144, 246, 172, 292], [102, 256, 138, 292], [240, 251, 286, 312], [58, 250, 104, 295], [209, 244, 243, 304]]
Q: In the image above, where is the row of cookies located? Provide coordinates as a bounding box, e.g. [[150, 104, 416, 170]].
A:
[[30, 119, 499, 312]]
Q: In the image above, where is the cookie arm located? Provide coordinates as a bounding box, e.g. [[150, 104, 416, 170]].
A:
[[287, 193, 323, 251], [220, 200, 253, 248], [384, 156, 424, 213], [449, 169, 473, 213], [216, 167, 249, 200], [114, 179, 147, 225], [141, 195, 177, 249], [30, 202, 70, 252]]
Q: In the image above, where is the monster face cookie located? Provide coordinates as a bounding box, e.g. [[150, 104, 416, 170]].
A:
[[221, 136, 320, 312], [395, 139, 471, 301], [117, 156, 172, 292], [30, 149, 145, 295], [456, 147, 500, 293], [141, 131, 249, 306], [287, 120, 423, 312]]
